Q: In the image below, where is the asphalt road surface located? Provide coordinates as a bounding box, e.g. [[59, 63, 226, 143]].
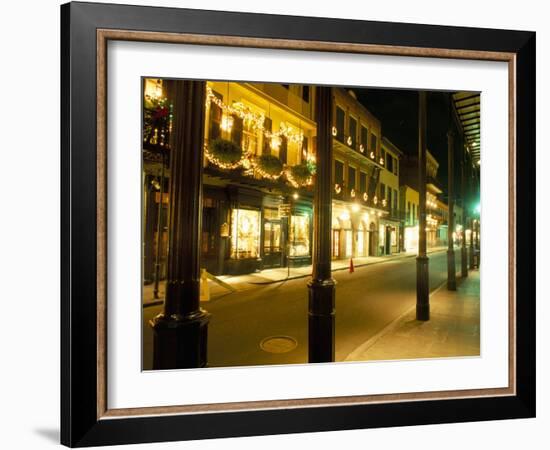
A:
[[143, 250, 462, 369]]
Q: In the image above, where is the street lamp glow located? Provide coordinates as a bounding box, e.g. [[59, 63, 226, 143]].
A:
[[293, 192, 299, 200], [351, 203, 360, 212]]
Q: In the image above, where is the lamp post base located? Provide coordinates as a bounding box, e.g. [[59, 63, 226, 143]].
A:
[[151, 309, 210, 370], [307, 278, 336, 363], [447, 249, 457, 291], [416, 255, 430, 321], [461, 246, 468, 278]]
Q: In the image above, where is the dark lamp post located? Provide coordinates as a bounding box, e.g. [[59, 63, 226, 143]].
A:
[[416, 91, 430, 321]]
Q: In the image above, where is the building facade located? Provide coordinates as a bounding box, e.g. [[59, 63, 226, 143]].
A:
[[399, 184, 419, 253], [201, 81, 317, 275], [330, 88, 392, 260], [379, 137, 403, 254], [400, 149, 448, 250], [142, 82, 410, 283]]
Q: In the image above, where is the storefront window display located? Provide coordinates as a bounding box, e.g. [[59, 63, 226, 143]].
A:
[[404, 226, 419, 253], [356, 228, 365, 257], [332, 229, 340, 258], [379, 224, 386, 250], [345, 230, 352, 258], [289, 214, 310, 256], [231, 208, 260, 259]]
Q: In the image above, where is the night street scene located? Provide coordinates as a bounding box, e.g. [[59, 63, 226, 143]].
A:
[[142, 79, 481, 370]]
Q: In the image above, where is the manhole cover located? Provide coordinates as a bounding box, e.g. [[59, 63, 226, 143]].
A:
[[260, 336, 298, 354]]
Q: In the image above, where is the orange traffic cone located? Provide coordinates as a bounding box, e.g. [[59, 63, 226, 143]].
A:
[[349, 258, 354, 273]]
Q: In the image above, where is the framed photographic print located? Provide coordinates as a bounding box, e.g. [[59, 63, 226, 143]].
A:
[[61, 1, 536, 447]]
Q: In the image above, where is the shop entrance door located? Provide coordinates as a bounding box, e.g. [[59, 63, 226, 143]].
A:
[[385, 226, 392, 255], [263, 220, 283, 268], [368, 222, 376, 256]]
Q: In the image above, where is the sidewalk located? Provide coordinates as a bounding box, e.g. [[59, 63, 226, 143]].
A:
[[345, 269, 480, 361], [143, 246, 449, 306]]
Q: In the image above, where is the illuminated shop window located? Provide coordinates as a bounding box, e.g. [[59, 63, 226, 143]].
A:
[[391, 228, 397, 246], [345, 230, 352, 257], [379, 224, 386, 247], [231, 209, 260, 259], [332, 229, 340, 258], [356, 228, 365, 256], [290, 215, 310, 256], [405, 226, 419, 253]]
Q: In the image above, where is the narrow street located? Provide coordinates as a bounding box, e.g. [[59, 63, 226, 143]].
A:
[[143, 250, 462, 369]]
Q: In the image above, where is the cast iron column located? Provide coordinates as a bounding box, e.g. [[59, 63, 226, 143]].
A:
[[153, 152, 166, 299], [475, 218, 481, 269], [461, 144, 468, 278], [416, 91, 430, 321], [447, 128, 456, 290], [151, 80, 210, 369], [469, 217, 475, 270], [308, 86, 336, 363]]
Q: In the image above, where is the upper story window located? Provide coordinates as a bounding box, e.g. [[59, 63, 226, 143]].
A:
[[359, 171, 367, 193], [335, 106, 345, 143], [302, 86, 310, 103], [394, 159, 399, 176], [262, 117, 272, 155], [301, 136, 309, 162], [348, 116, 357, 149], [361, 126, 368, 150], [380, 182, 386, 199], [231, 115, 244, 148], [348, 166, 356, 191], [208, 90, 223, 142], [334, 160, 344, 186], [386, 153, 394, 173], [371, 133, 378, 154]]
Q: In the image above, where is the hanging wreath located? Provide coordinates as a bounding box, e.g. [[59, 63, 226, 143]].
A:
[[143, 96, 172, 145], [255, 154, 284, 178], [288, 162, 314, 187], [208, 138, 243, 165]]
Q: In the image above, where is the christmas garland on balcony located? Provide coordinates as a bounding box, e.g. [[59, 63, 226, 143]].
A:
[[205, 87, 304, 145], [143, 96, 172, 146]]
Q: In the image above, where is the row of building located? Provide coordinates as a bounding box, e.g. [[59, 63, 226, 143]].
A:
[[142, 79, 466, 279]]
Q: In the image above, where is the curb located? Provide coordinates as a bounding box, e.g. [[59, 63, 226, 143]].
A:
[[247, 248, 447, 285], [344, 275, 466, 361]]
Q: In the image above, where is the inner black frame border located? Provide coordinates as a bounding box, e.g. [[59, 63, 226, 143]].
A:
[[61, 2, 536, 447]]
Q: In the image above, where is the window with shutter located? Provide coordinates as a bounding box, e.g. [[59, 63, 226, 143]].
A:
[[208, 90, 223, 142], [348, 167, 356, 191], [359, 172, 367, 193], [302, 136, 308, 162], [335, 160, 344, 186], [279, 135, 288, 164], [231, 115, 243, 148], [335, 107, 345, 142], [262, 117, 272, 155], [349, 117, 357, 149]]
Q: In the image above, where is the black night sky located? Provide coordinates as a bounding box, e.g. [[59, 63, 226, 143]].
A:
[[349, 88, 464, 203]]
